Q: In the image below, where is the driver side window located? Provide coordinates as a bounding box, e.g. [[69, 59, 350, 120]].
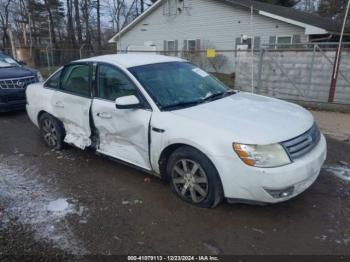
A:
[[98, 64, 137, 101]]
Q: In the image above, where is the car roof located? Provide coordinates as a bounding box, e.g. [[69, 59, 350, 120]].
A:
[[78, 54, 186, 68]]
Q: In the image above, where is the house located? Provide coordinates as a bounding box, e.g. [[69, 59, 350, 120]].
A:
[[108, 0, 348, 73]]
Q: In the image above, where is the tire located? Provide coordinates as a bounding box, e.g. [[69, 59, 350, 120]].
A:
[[166, 146, 224, 208], [39, 113, 65, 150]]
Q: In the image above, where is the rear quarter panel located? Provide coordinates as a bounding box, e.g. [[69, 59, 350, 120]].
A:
[[26, 84, 56, 127]]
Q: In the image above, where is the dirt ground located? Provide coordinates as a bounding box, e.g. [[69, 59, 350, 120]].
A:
[[311, 110, 350, 142], [0, 110, 350, 257]]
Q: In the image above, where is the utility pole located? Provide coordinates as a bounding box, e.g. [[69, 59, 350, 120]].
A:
[[328, 0, 350, 102], [250, 1, 254, 94]]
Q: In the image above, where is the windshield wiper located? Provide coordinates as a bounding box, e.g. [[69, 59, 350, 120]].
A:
[[0, 65, 17, 68], [202, 90, 235, 102], [161, 100, 203, 111], [161, 90, 236, 111]]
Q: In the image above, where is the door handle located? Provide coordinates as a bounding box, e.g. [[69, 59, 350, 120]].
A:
[[54, 101, 64, 109], [97, 112, 112, 119]]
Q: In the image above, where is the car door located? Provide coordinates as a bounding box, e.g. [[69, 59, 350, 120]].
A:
[[52, 63, 92, 149], [91, 63, 152, 170]]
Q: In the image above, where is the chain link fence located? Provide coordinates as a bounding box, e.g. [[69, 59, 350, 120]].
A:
[[234, 43, 350, 107], [1, 46, 114, 78]]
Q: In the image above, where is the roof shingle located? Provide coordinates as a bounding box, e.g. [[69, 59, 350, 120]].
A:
[[222, 0, 349, 33]]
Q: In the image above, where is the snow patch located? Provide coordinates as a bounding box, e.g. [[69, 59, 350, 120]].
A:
[[323, 165, 350, 182], [47, 198, 70, 212], [0, 158, 87, 254]]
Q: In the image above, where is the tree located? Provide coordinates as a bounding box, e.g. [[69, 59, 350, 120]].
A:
[[43, 0, 65, 48], [140, 0, 144, 13], [96, 0, 101, 49], [318, 0, 349, 22], [74, 0, 82, 45], [296, 0, 319, 12], [66, 0, 76, 47], [108, 0, 139, 33], [0, 0, 13, 49]]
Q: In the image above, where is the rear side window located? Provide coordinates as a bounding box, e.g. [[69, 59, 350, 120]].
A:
[[44, 70, 61, 89], [97, 64, 137, 101], [61, 64, 90, 97]]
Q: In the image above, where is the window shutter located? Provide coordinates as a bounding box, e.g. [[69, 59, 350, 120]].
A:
[[163, 40, 167, 54], [235, 37, 241, 50], [269, 36, 276, 46], [182, 40, 188, 57], [175, 40, 178, 56], [254, 36, 261, 49], [195, 39, 201, 51], [292, 35, 301, 44], [183, 40, 188, 51]]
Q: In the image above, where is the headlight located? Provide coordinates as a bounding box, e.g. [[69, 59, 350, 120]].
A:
[[36, 72, 44, 82], [233, 143, 291, 168]]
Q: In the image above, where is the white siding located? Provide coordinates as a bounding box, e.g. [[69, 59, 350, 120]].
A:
[[117, 0, 307, 73]]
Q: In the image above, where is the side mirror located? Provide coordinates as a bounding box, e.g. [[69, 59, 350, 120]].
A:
[[115, 95, 141, 109]]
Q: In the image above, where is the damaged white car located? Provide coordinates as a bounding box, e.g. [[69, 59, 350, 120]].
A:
[[26, 54, 327, 208]]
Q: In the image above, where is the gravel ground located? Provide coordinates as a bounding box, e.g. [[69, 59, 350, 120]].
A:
[[0, 110, 349, 257]]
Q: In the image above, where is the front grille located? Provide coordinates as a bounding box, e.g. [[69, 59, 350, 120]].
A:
[[6, 94, 26, 102], [282, 124, 321, 160], [0, 76, 37, 90]]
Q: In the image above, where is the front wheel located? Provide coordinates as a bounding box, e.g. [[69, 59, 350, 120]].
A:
[[167, 146, 224, 208]]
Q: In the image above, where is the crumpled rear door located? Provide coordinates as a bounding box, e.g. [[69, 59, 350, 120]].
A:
[[52, 91, 92, 149], [51, 63, 92, 149]]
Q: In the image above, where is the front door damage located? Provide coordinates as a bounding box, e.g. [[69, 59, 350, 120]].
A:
[[92, 99, 152, 170]]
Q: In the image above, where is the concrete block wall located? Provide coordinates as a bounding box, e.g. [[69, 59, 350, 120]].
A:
[[234, 49, 350, 105]]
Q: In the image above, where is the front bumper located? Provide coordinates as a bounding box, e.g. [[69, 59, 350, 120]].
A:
[[0, 90, 26, 112], [213, 134, 327, 204]]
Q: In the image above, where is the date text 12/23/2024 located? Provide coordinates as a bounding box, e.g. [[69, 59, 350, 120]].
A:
[[127, 256, 219, 261]]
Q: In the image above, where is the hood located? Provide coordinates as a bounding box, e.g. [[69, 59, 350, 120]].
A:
[[171, 92, 314, 145], [0, 66, 37, 79]]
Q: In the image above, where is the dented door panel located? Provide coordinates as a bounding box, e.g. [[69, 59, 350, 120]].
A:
[[52, 91, 92, 149], [92, 99, 152, 170]]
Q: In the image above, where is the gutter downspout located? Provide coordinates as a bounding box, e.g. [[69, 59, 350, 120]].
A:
[[309, 34, 334, 42]]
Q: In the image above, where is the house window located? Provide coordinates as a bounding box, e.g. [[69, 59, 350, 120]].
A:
[[167, 40, 175, 52], [242, 37, 252, 49], [276, 36, 292, 47], [187, 40, 196, 52]]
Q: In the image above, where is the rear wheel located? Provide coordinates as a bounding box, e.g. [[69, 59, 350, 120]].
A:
[[167, 146, 223, 208], [39, 113, 65, 150]]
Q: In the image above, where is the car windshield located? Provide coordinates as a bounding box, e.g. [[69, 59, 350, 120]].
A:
[[0, 53, 19, 68], [129, 62, 233, 110]]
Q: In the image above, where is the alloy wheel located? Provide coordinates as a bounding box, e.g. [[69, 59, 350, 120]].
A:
[[171, 159, 209, 203], [42, 118, 58, 147]]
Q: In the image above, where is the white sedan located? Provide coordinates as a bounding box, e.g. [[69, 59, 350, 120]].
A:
[[26, 54, 327, 208]]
